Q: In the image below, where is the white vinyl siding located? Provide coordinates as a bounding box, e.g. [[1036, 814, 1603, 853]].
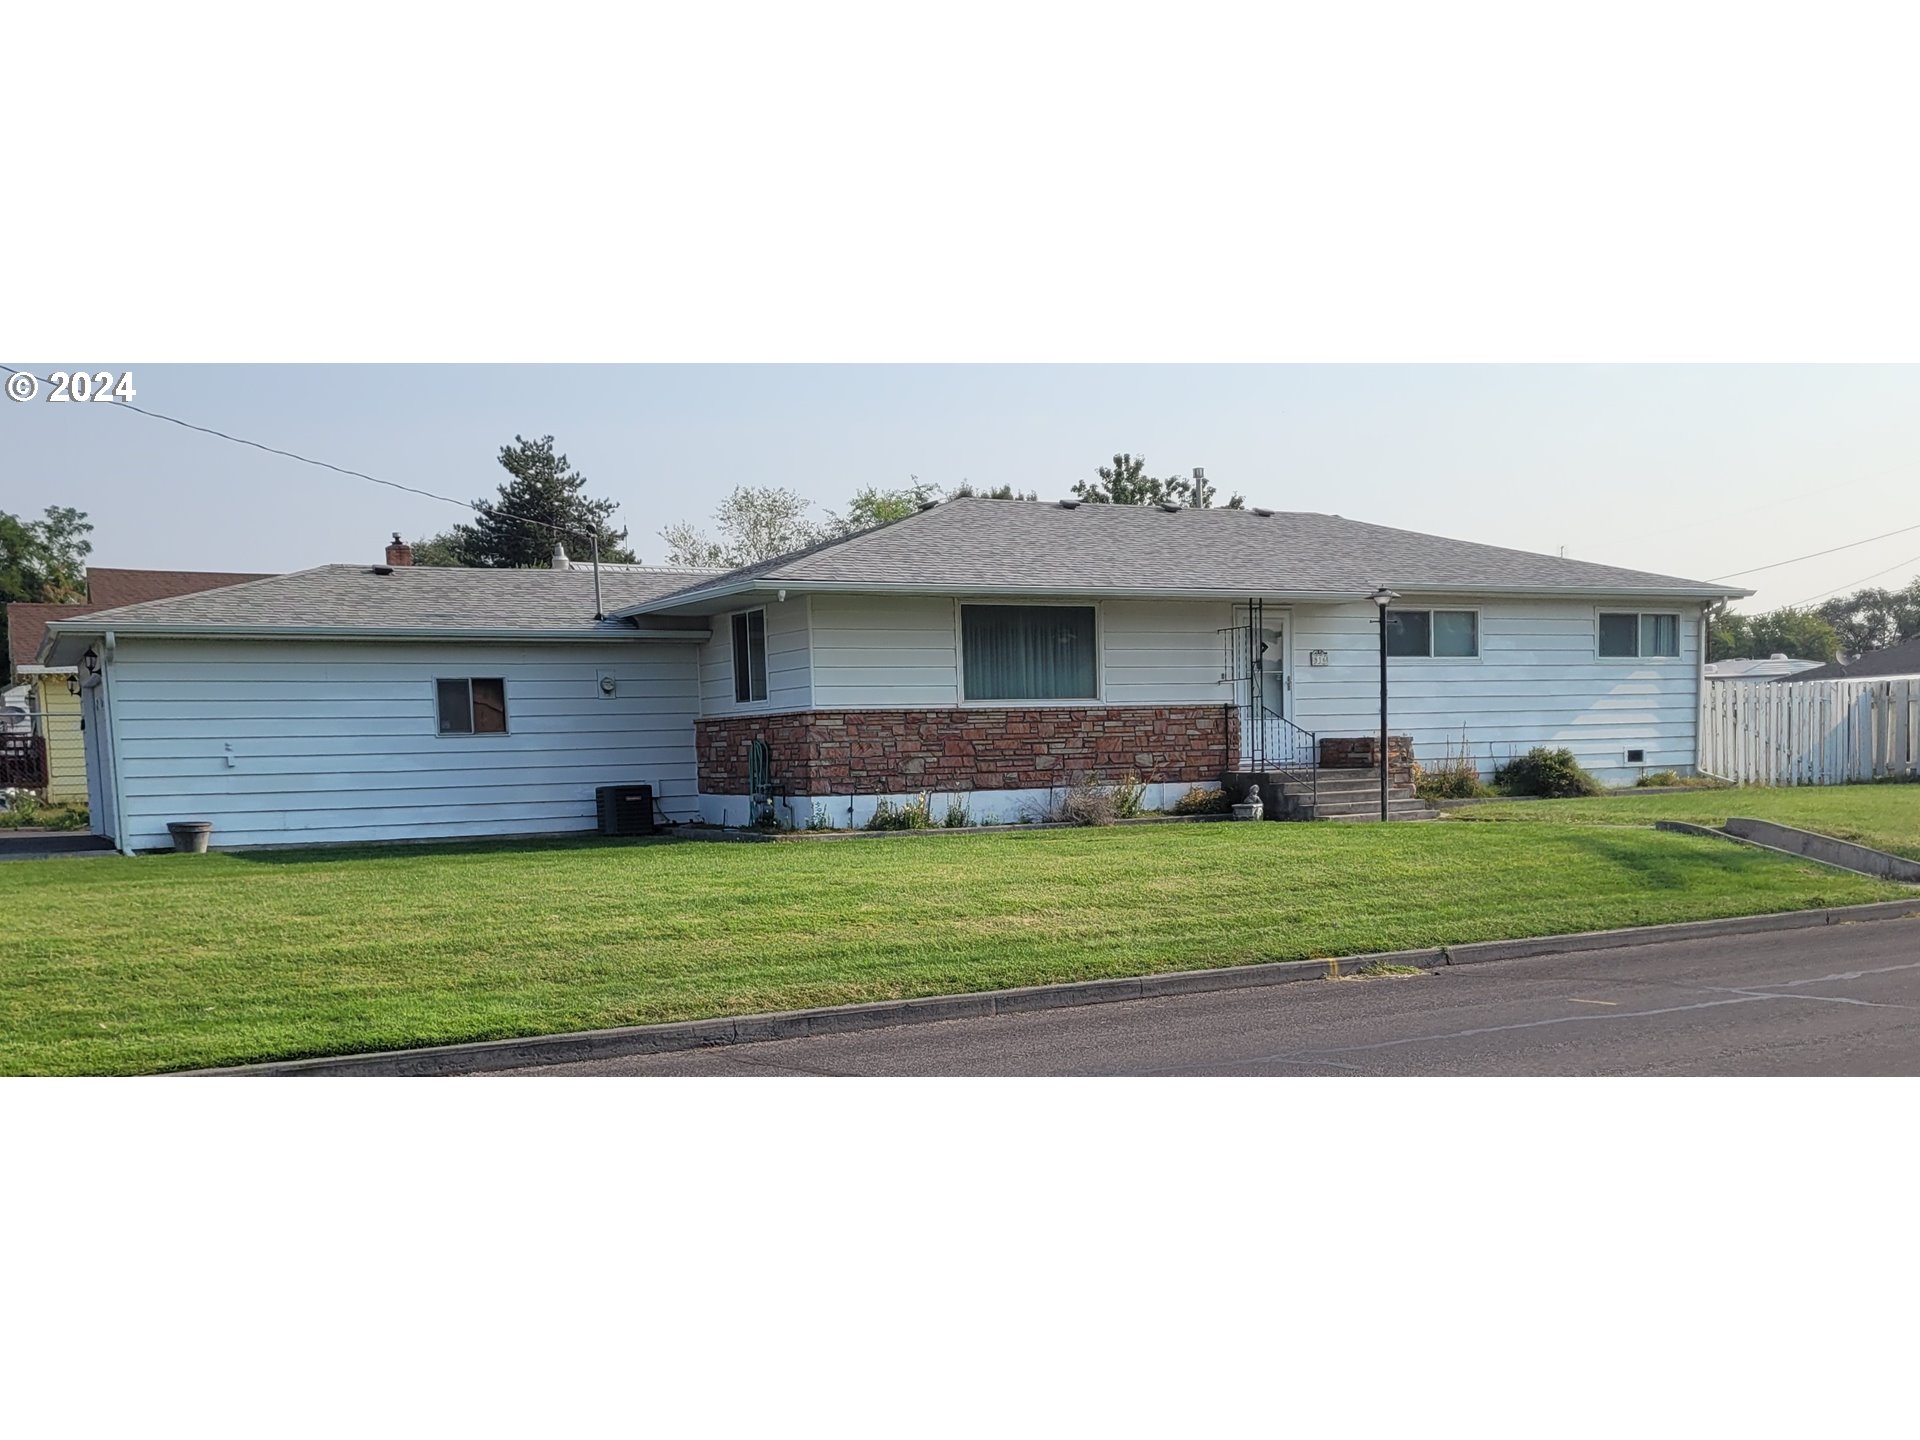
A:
[[1099, 600, 1235, 704], [1289, 596, 1706, 784], [699, 597, 810, 714], [809, 594, 962, 708], [806, 595, 1235, 710], [103, 637, 702, 850]]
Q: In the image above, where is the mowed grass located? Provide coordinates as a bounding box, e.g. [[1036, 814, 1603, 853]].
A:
[[0, 823, 1902, 1075], [1450, 783, 1920, 860]]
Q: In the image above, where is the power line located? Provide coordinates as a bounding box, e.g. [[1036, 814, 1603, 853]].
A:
[[1787, 551, 1920, 609], [0, 364, 597, 544], [1709, 517, 1920, 581]]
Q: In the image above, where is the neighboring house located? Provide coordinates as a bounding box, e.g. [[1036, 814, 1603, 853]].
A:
[[1704, 654, 1826, 681], [40, 504, 1745, 852], [1774, 632, 1920, 684], [6, 568, 271, 801]]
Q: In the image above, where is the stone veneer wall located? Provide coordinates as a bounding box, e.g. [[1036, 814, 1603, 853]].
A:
[[697, 706, 1238, 797]]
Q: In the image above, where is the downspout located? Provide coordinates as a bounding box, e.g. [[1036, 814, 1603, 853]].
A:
[[101, 630, 134, 855]]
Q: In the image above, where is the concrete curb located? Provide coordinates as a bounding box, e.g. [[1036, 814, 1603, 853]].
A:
[[190, 899, 1920, 1077]]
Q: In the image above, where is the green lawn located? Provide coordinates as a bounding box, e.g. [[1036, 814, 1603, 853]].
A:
[[0, 823, 1902, 1076], [1450, 783, 1920, 860]]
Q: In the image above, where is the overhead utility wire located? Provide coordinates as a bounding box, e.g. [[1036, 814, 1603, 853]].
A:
[[0, 364, 612, 617], [1788, 551, 1920, 609], [1708, 517, 1920, 581]]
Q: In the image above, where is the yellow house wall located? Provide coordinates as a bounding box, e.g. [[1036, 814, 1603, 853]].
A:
[[31, 674, 88, 803]]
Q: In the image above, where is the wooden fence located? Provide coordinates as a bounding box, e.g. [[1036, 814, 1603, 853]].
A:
[[1700, 677, 1920, 785]]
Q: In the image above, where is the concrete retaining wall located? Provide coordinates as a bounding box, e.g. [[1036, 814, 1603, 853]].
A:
[[1722, 817, 1920, 883]]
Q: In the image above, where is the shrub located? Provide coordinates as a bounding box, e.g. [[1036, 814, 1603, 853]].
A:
[[865, 795, 933, 830], [1494, 747, 1604, 798], [1414, 736, 1490, 802], [1109, 773, 1147, 819], [0, 795, 90, 831], [943, 798, 972, 829], [1058, 779, 1119, 827], [1171, 785, 1232, 816], [1636, 770, 1681, 788], [807, 803, 836, 831]]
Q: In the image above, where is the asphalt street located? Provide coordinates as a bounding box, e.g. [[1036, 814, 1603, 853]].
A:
[[492, 917, 1920, 1076]]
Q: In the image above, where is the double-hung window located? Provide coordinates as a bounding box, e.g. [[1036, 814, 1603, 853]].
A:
[[1385, 608, 1479, 658], [961, 604, 1097, 701], [732, 609, 769, 703], [1598, 612, 1680, 659], [437, 677, 507, 734]]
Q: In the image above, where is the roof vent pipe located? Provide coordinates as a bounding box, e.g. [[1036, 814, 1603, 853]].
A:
[[552, 542, 569, 571]]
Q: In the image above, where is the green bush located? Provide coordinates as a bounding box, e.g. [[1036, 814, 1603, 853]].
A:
[[942, 798, 972, 829], [0, 795, 90, 831], [1171, 785, 1231, 816], [866, 795, 934, 831], [1494, 748, 1604, 799], [1636, 770, 1681, 788]]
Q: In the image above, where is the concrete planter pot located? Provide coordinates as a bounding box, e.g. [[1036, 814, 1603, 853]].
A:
[[166, 821, 213, 854], [1231, 801, 1265, 822]]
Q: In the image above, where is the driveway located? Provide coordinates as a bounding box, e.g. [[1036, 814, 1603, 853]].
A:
[[491, 918, 1920, 1076]]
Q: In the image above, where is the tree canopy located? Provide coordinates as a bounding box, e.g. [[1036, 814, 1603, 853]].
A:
[[1071, 453, 1243, 508], [2, 505, 93, 680], [1707, 606, 1841, 664], [415, 435, 635, 567]]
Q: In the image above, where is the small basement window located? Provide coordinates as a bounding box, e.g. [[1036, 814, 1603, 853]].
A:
[[962, 604, 1097, 701], [1598, 612, 1680, 659], [732, 608, 769, 703], [437, 677, 507, 734], [1385, 608, 1479, 658]]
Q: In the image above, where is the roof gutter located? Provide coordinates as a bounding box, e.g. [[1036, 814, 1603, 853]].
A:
[[39, 621, 709, 666], [613, 577, 1752, 616]]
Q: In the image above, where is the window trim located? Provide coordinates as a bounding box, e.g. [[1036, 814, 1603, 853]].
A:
[[1383, 606, 1482, 662], [434, 676, 510, 737], [1595, 608, 1683, 662], [730, 607, 770, 707], [956, 599, 1104, 706]]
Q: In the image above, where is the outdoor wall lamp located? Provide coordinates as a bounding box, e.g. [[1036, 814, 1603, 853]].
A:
[[1369, 587, 1400, 822], [82, 648, 101, 677]]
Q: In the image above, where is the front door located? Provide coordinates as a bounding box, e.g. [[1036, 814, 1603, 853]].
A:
[[1229, 604, 1290, 766]]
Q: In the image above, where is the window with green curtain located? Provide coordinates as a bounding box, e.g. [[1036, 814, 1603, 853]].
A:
[[962, 604, 1096, 701]]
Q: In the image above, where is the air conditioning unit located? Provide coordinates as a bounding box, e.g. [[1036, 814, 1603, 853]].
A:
[[596, 783, 657, 836]]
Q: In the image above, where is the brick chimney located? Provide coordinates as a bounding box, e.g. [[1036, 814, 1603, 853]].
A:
[[385, 533, 413, 567]]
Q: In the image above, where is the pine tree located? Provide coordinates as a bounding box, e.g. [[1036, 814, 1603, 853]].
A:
[[420, 436, 635, 567]]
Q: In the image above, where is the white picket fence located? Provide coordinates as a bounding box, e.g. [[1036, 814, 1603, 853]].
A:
[[1700, 677, 1920, 785]]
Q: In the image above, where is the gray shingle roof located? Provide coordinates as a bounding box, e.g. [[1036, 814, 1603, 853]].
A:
[[617, 497, 1744, 614], [1776, 633, 1920, 682], [40, 564, 719, 646]]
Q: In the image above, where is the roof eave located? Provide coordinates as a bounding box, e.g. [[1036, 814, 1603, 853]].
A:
[[616, 577, 1750, 616], [40, 620, 711, 665]]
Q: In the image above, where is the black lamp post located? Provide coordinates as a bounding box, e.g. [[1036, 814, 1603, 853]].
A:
[[1369, 587, 1399, 821]]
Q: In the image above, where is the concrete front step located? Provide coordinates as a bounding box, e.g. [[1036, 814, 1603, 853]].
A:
[[1316, 799, 1433, 816]]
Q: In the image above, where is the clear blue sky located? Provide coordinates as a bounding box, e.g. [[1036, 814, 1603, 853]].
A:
[[4, 365, 1915, 612]]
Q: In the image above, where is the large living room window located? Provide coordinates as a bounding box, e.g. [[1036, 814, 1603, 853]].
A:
[[961, 604, 1097, 701], [732, 609, 768, 703]]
